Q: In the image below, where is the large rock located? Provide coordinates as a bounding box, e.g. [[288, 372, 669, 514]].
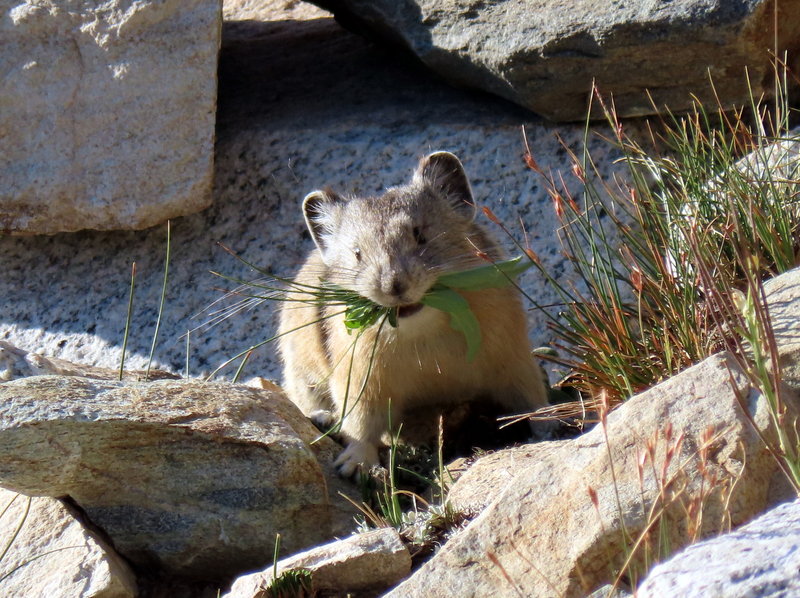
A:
[[638, 499, 800, 597], [224, 528, 411, 598], [446, 443, 563, 514], [0, 488, 138, 598], [0, 376, 333, 580], [312, 0, 800, 121], [0, 0, 220, 234], [386, 352, 798, 598], [766, 267, 800, 395], [0, 340, 179, 382]]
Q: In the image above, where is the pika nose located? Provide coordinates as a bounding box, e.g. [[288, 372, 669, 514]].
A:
[[381, 266, 409, 299], [390, 278, 408, 297]]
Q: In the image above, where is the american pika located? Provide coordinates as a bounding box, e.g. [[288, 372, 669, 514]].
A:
[[278, 152, 549, 476]]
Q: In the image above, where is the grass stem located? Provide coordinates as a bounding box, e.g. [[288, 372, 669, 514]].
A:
[[119, 262, 136, 381], [146, 220, 171, 380]]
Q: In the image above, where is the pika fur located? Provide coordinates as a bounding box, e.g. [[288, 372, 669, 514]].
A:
[[278, 152, 549, 476]]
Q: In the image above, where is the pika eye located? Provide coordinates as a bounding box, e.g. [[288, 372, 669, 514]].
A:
[[412, 226, 426, 245], [353, 247, 362, 261]]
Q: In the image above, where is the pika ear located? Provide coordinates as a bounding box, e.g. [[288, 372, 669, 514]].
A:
[[416, 151, 476, 221], [302, 189, 342, 251]]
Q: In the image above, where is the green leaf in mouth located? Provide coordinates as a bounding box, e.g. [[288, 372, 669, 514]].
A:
[[421, 256, 533, 361], [420, 287, 482, 361], [433, 256, 533, 290], [340, 256, 533, 359]]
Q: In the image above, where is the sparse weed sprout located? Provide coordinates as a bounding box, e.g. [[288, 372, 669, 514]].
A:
[[256, 533, 314, 598], [256, 568, 313, 598], [344, 417, 469, 563]]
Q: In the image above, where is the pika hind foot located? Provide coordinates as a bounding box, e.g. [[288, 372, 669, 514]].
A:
[[334, 440, 380, 477]]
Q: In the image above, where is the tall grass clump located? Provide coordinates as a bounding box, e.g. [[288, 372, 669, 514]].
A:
[[514, 63, 799, 412]]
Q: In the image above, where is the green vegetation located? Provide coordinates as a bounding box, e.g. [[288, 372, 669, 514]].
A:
[[512, 70, 799, 414], [118, 220, 173, 381], [146, 220, 172, 380], [503, 60, 800, 590], [118, 262, 137, 381], [256, 534, 314, 598]]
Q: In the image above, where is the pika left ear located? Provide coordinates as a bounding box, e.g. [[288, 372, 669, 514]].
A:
[[302, 188, 342, 253], [416, 151, 476, 221]]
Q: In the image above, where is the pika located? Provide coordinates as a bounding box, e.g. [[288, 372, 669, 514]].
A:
[[278, 152, 549, 476]]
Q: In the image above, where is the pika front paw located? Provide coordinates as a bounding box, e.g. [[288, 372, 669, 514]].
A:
[[309, 409, 336, 431], [334, 440, 380, 478]]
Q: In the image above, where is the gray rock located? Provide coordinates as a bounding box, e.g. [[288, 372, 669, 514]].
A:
[[0, 0, 219, 234], [765, 265, 800, 398], [312, 0, 800, 121], [587, 585, 632, 598], [638, 499, 800, 598], [224, 528, 411, 598], [385, 352, 799, 598], [0, 375, 333, 579], [446, 442, 564, 514], [0, 488, 138, 598], [0, 340, 179, 382]]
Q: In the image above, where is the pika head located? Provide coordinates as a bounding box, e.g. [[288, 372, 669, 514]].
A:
[[302, 152, 485, 312]]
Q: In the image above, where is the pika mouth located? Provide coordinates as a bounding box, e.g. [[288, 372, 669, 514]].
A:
[[397, 303, 424, 318]]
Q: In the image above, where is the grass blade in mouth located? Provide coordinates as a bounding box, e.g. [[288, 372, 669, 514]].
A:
[[338, 256, 533, 360], [214, 254, 531, 373], [338, 290, 396, 331]]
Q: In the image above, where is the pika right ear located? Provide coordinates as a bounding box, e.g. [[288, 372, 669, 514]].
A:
[[302, 189, 341, 251], [416, 151, 476, 221]]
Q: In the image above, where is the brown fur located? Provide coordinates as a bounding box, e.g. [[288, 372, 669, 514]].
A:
[[278, 152, 549, 475]]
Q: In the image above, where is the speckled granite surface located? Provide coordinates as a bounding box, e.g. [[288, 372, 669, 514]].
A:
[[0, 7, 624, 382]]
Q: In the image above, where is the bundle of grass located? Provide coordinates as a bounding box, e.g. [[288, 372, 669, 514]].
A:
[[509, 67, 799, 413], [207, 245, 536, 383]]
